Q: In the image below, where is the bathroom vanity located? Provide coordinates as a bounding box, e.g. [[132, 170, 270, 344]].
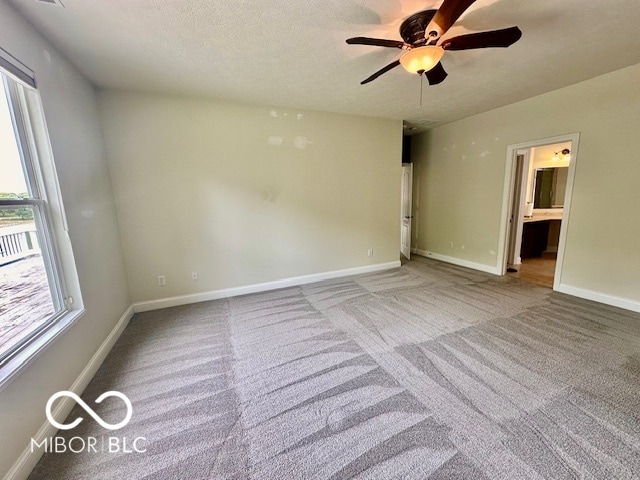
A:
[[521, 213, 563, 258]]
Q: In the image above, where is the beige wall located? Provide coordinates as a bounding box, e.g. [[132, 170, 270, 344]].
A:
[[412, 62, 640, 305], [98, 91, 402, 303], [0, 2, 131, 477]]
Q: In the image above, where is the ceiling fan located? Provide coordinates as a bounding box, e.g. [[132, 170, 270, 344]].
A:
[[346, 0, 522, 85]]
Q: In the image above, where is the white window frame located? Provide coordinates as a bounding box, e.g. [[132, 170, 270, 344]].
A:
[[0, 53, 84, 389]]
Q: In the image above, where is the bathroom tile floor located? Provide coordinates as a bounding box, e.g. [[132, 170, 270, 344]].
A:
[[510, 252, 557, 288]]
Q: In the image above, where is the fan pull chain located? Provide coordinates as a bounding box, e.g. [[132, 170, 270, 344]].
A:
[[419, 70, 424, 107]]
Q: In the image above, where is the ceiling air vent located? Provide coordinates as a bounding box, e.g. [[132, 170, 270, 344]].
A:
[[413, 119, 438, 128], [35, 0, 65, 7], [403, 119, 438, 135]]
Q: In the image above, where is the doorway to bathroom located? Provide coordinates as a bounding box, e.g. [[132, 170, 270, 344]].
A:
[[499, 134, 580, 289]]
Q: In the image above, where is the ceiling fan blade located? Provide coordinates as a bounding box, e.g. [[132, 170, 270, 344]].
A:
[[361, 59, 401, 84], [425, 62, 448, 85], [346, 37, 408, 49], [426, 0, 477, 42], [441, 26, 522, 50]]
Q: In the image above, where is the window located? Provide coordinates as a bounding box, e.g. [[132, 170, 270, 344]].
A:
[[0, 53, 81, 386]]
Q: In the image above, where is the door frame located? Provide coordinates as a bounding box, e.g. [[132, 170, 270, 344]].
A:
[[497, 133, 580, 290]]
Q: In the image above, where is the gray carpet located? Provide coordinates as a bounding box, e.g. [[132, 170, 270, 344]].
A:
[[29, 257, 640, 479]]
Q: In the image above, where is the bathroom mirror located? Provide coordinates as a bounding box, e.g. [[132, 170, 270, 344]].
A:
[[533, 167, 568, 209]]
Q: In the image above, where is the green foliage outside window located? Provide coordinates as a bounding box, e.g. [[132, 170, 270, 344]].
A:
[[0, 192, 33, 220]]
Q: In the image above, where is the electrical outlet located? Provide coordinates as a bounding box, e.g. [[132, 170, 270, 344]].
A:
[[449, 241, 454, 248], [157, 275, 166, 287], [367, 249, 374, 257], [461, 245, 465, 250], [191, 271, 198, 281]]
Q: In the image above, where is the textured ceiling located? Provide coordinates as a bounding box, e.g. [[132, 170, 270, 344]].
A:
[[9, 0, 640, 128]]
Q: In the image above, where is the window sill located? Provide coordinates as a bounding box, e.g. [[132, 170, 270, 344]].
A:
[[0, 308, 85, 391]]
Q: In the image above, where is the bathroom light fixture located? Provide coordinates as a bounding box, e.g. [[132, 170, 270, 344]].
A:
[[399, 46, 445, 74], [552, 148, 571, 162]]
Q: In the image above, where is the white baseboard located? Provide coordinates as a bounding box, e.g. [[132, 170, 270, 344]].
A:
[[133, 261, 402, 313], [412, 248, 640, 313], [4, 305, 134, 480], [412, 249, 501, 275], [556, 284, 640, 314]]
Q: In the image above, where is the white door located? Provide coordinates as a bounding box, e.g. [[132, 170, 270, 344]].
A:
[[401, 163, 413, 260], [507, 152, 529, 269]]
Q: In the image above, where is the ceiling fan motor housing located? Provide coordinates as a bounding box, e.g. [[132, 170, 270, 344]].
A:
[[400, 10, 437, 46]]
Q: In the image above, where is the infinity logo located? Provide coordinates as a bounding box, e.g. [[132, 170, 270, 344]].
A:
[[46, 391, 133, 431]]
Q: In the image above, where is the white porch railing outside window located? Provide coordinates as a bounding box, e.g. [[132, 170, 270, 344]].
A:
[[0, 222, 40, 266]]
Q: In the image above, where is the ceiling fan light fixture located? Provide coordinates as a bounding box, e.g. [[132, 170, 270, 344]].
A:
[[399, 46, 445, 74]]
